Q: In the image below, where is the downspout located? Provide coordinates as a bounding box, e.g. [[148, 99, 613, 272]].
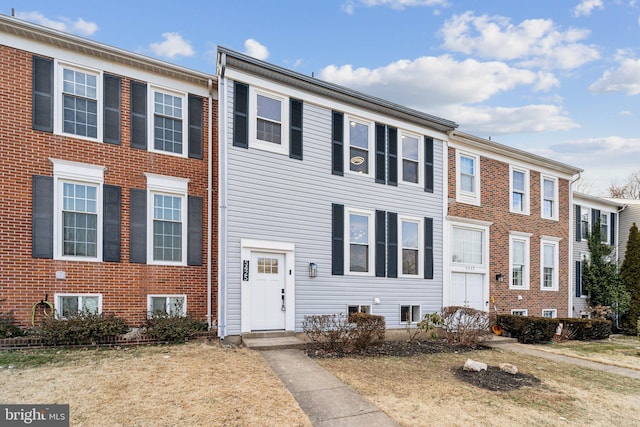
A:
[[615, 204, 627, 267], [217, 51, 228, 339], [207, 78, 213, 330], [568, 171, 581, 318], [443, 131, 452, 311]]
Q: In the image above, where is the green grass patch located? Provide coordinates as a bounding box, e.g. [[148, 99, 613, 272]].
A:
[[0, 347, 148, 369]]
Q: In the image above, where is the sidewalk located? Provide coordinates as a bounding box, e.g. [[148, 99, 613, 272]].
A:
[[260, 349, 398, 427]]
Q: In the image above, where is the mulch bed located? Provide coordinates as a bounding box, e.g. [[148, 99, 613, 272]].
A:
[[453, 366, 542, 392]]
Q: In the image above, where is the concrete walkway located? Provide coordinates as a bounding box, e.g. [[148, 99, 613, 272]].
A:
[[486, 341, 640, 380], [260, 349, 398, 427]]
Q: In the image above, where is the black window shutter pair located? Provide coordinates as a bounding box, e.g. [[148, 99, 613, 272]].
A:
[[233, 82, 302, 160], [129, 190, 203, 265], [32, 56, 122, 144], [32, 176, 121, 262], [374, 124, 398, 186], [575, 205, 582, 241], [575, 260, 582, 297], [130, 81, 203, 158]]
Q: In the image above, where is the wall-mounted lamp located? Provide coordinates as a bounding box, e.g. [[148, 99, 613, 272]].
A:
[[309, 262, 318, 278], [495, 273, 504, 282]]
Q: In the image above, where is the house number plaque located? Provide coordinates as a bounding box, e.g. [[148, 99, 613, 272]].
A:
[[242, 260, 250, 281]]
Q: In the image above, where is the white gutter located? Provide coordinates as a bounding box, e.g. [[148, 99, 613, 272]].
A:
[[217, 52, 228, 339], [568, 171, 581, 318], [207, 78, 213, 330]]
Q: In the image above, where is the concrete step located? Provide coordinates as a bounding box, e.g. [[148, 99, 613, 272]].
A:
[[243, 334, 306, 351], [242, 331, 297, 339], [483, 334, 518, 346]]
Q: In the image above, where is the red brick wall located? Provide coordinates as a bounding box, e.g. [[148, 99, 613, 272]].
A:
[[448, 147, 570, 317], [0, 45, 218, 328]]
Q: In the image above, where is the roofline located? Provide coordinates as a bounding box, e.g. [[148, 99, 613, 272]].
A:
[[575, 192, 625, 208], [217, 46, 458, 133], [0, 13, 215, 86], [605, 197, 640, 206], [451, 130, 583, 176]]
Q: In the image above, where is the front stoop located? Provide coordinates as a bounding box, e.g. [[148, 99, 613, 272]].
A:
[[483, 335, 518, 346], [243, 331, 306, 351]]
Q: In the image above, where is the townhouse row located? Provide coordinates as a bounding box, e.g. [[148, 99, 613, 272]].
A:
[[1, 15, 635, 340]]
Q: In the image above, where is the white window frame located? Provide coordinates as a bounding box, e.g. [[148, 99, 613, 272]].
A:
[[451, 225, 484, 267], [511, 309, 528, 316], [145, 173, 189, 266], [541, 175, 559, 220], [345, 208, 375, 276], [54, 61, 103, 142], [399, 216, 423, 277], [345, 116, 374, 176], [542, 309, 557, 318], [509, 232, 532, 290], [248, 87, 289, 155], [348, 305, 371, 315], [600, 213, 609, 244], [540, 237, 561, 291], [147, 294, 187, 317], [400, 305, 421, 324], [580, 207, 590, 241], [149, 85, 188, 157], [456, 150, 480, 205], [399, 130, 422, 186], [51, 159, 105, 262], [54, 293, 102, 319], [509, 166, 530, 215]]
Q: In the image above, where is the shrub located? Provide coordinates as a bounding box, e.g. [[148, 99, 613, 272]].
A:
[[559, 318, 611, 340], [441, 306, 489, 346], [348, 312, 385, 351], [302, 312, 386, 354], [144, 313, 207, 343], [0, 310, 24, 338], [38, 313, 128, 345], [498, 314, 558, 344], [405, 312, 443, 342]]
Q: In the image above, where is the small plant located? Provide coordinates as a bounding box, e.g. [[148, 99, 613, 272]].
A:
[[441, 306, 489, 346], [144, 312, 207, 343], [348, 312, 385, 351], [0, 298, 25, 338], [405, 312, 442, 342], [38, 312, 128, 345]]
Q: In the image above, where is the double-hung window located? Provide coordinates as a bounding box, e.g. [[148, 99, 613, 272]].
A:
[[401, 132, 420, 184], [510, 167, 529, 214], [148, 295, 186, 317], [542, 309, 557, 318], [600, 214, 609, 243], [145, 174, 189, 265], [348, 118, 371, 174], [400, 218, 422, 276], [509, 232, 531, 289], [456, 151, 480, 205], [581, 208, 590, 240], [52, 159, 105, 261], [346, 209, 373, 274], [60, 64, 100, 139], [55, 293, 101, 318], [248, 89, 289, 155], [541, 176, 558, 220], [153, 90, 183, 154], [541, 238, 560, 291]]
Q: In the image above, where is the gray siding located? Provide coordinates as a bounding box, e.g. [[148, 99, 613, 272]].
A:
[[224, 81, 445, 334], [618, 204, 640, 266]]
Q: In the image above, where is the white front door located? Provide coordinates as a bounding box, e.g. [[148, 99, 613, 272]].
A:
[[450, 272, 486, 311], [250, 252, 286, 330]]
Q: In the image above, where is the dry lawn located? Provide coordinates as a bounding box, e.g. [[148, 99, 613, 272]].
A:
[[317, 347, 640, 427], [0, 342, 311, 427]]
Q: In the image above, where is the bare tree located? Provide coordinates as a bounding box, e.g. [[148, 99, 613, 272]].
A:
[[573, 177, 594, 194], [608, 171, 640, 199]]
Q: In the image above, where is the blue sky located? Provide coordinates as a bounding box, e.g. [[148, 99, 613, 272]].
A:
[[3, 0, 639, 195]]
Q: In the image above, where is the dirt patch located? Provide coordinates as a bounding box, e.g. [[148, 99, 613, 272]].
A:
[[306, 338, 486, 358], [453, 365, 542, 392]]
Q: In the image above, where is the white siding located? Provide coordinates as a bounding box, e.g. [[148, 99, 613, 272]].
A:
[[223, 80, 446, 334]]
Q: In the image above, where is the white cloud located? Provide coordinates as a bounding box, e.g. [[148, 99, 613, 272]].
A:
[[440, 12, 600, 70], [620, 110, 633, 116], [244, 39, 269, 61], [16, 11, 97, 36], [574, 0, 604, 17], [589, 52, 640, 95], [342, 0, 447, 13], [149, 32, 194, 59]]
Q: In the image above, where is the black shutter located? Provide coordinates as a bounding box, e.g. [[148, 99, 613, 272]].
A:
[[575, 260, 582, 298], [592, 209, 600, 233], [187, 196, 203, 266], [332, 204, 344, 275], [32, 175, 53, 259], [129, 189, 147, 263], [130, 81, 147, 150], [32, 56, 53, 132], [332, 111, 344, 176], [289, 98, 303, 160], [388, 127, 397, 186], [188, 95, 203, 159], [387, 212, 398, 278], [424, 217, 434, 279], [375, 123, 386, 184], [103, 185, 121, 262], [375, 210, 386, 277], [610, 212, 616, 245], [425, 137, 434, 193], [103, 74, 121, 145], [233, 82, 249, 148], [575, 205, 582, 241]]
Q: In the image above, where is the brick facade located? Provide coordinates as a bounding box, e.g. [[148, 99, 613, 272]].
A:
[[0, 42, 217, 328], [447, 143, 574, 318]]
